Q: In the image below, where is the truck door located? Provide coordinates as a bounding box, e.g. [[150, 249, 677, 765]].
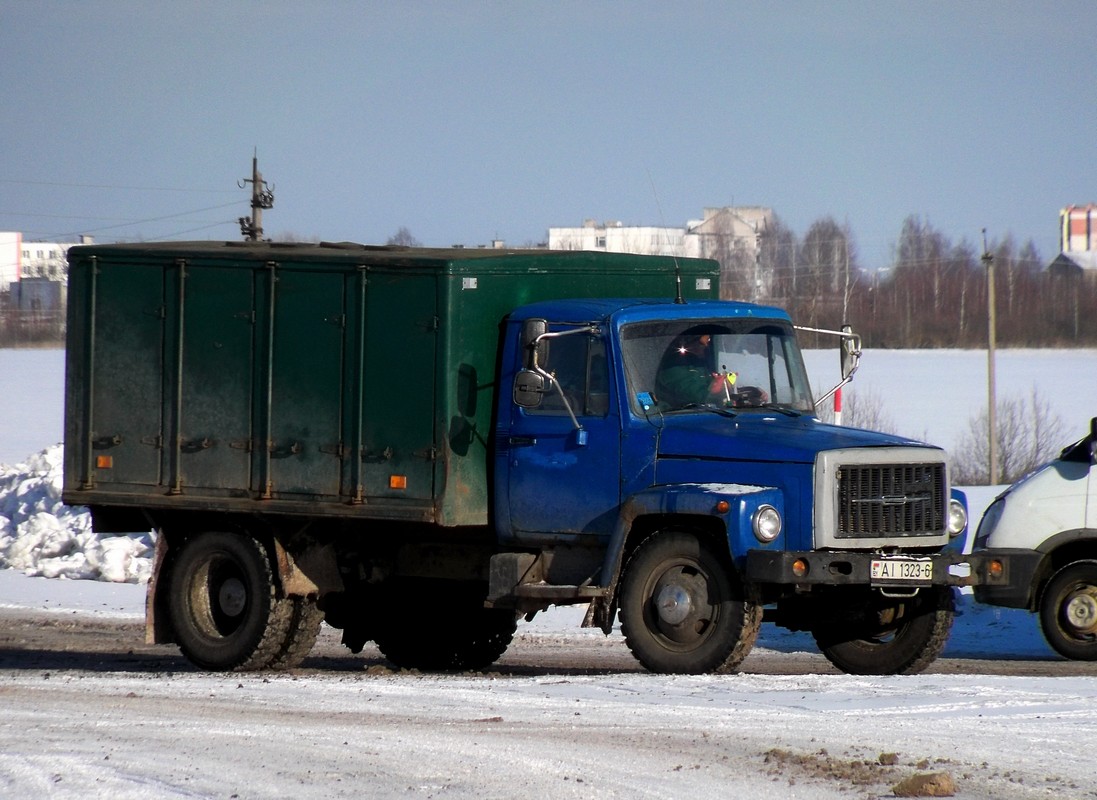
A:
[[86, 261, 164, 486], [176, 265, 253, 491], [359, 271, 437, 502], [267, 268, 346, 497], [503, 329, 621, 538]]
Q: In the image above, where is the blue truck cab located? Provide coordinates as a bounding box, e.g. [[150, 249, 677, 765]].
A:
[[487, 298, 1007, 675]]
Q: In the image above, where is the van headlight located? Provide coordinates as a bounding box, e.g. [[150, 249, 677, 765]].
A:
[[973, 497, 1004, 549], [947, 498, 967, 538], [752, 505, 782, 543]]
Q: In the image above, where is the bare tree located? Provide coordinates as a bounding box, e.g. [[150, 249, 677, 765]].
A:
[[952, 387, 1069, 485], [386, 227, 421, 247], [816, 387, 897, 434]]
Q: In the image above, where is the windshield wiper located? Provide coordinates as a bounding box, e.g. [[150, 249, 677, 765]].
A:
[[678, 402, 738, 418], [758, 403, 802, 417]]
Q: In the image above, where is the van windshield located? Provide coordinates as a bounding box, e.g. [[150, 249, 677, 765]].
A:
[[620, 319, 815, 415]]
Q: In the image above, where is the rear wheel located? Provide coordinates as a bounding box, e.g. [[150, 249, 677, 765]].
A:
[[812, 587, 953, 675], [268, 597, 325, 670], [618, 532, 761, 674], [167, 532, 293, 671], [1039, 561, 1097, 660]]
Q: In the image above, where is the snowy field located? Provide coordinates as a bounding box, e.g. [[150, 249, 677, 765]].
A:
[[1, 346, 1097, 799]]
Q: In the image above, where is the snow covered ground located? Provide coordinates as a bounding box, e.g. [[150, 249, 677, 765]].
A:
[[1, 346, 1096, 798]]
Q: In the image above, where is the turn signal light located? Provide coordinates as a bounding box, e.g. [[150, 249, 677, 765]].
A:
[[988, 559, 1004, 579], [792, 558, 809, 578], [715, 500, 730, 514]]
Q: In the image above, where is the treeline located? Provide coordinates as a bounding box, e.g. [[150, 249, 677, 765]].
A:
[[0, 308, 65, 347], [724, 214, 1097, 348]]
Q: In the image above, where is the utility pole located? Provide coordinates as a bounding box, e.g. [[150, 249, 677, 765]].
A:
[[238, 151, 274, 241], [983, 229, 998, 484]]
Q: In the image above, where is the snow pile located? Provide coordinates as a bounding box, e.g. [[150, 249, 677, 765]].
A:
[[0, 445, 153, 583]]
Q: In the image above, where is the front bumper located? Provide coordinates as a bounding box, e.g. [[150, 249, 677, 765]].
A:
[[970, 548, 1046, 609], [745, 549, 1015, 590]]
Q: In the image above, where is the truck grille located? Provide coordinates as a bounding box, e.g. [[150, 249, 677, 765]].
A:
[[836, 463, 945, 538]]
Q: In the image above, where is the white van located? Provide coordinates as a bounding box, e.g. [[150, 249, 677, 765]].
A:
[[974, 419, 1097, 659]]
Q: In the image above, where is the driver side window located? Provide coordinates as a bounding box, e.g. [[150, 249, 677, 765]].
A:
[[528, 333, 609, 417]]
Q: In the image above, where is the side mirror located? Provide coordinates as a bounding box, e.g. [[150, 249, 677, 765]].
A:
[[521, 318, 549, 369], [513, 369, 546, 408], [1090, 417, 1097, 463], [840, 324, 862, 381]]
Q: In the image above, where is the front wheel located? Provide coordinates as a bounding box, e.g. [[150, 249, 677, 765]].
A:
[[1039, 561, 1097, 660], [167, 532, 294, 671], [812, 587, 953, 675], [618, 532, 761, 674]]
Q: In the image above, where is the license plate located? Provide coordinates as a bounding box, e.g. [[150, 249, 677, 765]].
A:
[[871, 559, 933, 583]]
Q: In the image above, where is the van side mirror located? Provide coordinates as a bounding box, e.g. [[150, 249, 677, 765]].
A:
[[513, 369, 546, 408], [521, 318, 549, 369]]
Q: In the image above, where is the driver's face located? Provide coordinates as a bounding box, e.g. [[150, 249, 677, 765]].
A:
[[678, 334, 711, 355]]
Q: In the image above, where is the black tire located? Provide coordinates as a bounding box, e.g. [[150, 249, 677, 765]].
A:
[[1039, 560, 1097, 660], [375, 583, 517, 672], [812, 587, 953, 675], [167, 532, 294, 672], [618, 532, 761, 675], [268, 597, 325, 670]]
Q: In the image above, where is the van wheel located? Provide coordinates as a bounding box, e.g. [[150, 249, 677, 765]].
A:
[[1039, 561, 1097, 660], [168, 532, 293, 671], [619, 532, 761, 674], [812, 587, 953, 675]]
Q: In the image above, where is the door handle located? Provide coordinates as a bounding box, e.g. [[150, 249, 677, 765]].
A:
[[508, 436, 538, 447]]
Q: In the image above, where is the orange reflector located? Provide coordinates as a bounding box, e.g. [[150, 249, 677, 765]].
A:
[[715, 500, 730, 514], [96, 455, 113, 469], [792, 559, 809, 578], [389, 475, 407, 490], [988, 560, 1004, 578]]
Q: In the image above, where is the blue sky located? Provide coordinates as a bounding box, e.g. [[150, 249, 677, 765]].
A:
[[2, 1, 1093, 269]]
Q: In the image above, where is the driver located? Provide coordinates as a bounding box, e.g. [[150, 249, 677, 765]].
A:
[[656, 333, 732, 406]]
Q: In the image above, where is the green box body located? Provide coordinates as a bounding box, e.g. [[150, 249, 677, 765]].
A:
[[63, 241, 719, 528]]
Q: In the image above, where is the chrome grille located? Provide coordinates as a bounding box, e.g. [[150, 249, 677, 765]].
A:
[[836, 463, 945, 538]]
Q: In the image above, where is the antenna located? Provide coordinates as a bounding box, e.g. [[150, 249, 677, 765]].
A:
[[646, 169, 686, 304]]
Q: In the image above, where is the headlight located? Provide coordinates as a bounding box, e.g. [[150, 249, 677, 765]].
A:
[[752, 505, 782, 543], [947, 498, 967, 538], [973, 497, 1004, 549]]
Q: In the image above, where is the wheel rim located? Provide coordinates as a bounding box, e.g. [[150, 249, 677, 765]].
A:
[[192, 555, 251, 638], [645, 560, 717, 650], [1060, 584, 1097, 639]]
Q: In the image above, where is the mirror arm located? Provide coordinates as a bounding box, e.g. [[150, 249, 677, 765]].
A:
[[528, 324, 600, 368], [532, 366, 584, 432], [527, 324, 599, 433], [796, 324, 863, 409], [813, 374, 852, 410]]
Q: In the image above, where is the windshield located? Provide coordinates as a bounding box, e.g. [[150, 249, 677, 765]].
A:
[[621, 319, 815, 414]]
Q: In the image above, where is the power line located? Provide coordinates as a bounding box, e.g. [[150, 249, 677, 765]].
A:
[[41, 201, 242, 240], [0, 178, 237, 194], [116, 220, 238, 241]]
